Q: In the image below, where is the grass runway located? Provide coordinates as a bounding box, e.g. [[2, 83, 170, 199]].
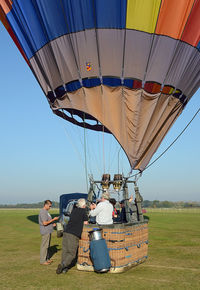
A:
[[0, 208, 199, 289]]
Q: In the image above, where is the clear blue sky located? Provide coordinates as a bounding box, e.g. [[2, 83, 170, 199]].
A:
[[0, 23, 200, 204]]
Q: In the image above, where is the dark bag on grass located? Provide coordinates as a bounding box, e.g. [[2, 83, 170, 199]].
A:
[[89, 239, 111, 272]]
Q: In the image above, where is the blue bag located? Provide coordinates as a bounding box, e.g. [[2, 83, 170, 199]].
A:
[[90, 239, 111, 272]]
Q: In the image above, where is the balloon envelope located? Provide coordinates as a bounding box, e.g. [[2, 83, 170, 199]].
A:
[[1, 0, 200, 170]]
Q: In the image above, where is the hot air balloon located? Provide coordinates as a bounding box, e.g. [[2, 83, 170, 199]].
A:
[[1, 0, 200, 273], [1, 0, 200, 171]]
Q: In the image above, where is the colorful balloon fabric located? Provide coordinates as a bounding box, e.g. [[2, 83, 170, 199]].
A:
[[1, 0, 200, 170]]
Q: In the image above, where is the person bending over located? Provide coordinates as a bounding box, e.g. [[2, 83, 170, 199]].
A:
[[56, 198, 88, 274]]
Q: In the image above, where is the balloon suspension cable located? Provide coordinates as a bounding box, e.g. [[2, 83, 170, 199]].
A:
[[102, 125, 105, 173], [134, 171, 143, 185], [83, 114, 88, 192], [129, 106, 200, 179], [118, 147, 122, 174], [127, 170, 142, 184], [96, 183, 103, 198], [89, 174, 102, 199], [60, 109, 85, 168]]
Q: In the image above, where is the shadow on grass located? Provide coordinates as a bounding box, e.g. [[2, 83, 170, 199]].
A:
[[48, 244, 61, 259], [27, 214, 58, 225], [27, 215, 61, 259], [144, 215, 150, 221]]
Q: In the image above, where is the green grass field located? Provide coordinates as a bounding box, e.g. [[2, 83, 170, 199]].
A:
[[0, 209, 199, 290]]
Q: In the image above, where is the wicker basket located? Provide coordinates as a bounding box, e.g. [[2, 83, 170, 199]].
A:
[[77, 220, 148, 273]]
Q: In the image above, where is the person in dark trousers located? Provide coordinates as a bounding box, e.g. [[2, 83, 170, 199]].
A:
[[56, 198, 88, 274], [109, 198, 120, 222], [119, 200, 127, 223], [38, 200, 59, 265]]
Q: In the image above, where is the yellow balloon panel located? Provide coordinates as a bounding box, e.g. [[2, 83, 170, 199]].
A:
[[126, 0, 161, 33]]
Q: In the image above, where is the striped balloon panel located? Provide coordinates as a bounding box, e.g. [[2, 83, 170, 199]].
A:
[[1, 0, 200, 169]]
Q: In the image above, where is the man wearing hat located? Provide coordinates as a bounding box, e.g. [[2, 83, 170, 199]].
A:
[[89, 191, 113, 225]]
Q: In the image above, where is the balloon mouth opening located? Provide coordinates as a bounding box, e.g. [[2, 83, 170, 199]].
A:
[[54, 108, 111, 134]]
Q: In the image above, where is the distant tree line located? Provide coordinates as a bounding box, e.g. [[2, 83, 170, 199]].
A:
[[0, 200, 199, 208], [0, 201, 59, 208], [143, 200, 200, 208]]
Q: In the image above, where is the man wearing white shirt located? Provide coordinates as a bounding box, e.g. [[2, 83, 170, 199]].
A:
[[89, 191, 113, 225]]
